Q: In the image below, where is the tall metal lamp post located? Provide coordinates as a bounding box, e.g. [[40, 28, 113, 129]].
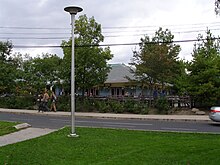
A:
[[64, 6, 83, 137]]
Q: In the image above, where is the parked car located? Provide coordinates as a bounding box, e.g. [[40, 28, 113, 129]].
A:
[[209, 106, 220, 122]]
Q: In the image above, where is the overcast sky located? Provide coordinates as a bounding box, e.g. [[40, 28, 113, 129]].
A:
[[0, 0, 219, 64]]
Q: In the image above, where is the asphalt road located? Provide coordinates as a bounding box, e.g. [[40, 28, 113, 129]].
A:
[[0, 112, 220, 134]]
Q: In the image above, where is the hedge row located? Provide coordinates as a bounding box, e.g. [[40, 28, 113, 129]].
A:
[[76, 98, 150, 114], [0, 96, 35, 109], [0, 96, 170, 114]]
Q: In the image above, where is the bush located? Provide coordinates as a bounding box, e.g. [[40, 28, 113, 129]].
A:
[[0, 95, 149, 115], [124, 100, 149, 114], [124, 99, 136, 113], [134, 103, 149, 114], [0, 96, 35, 109], [94, 100, 111, 113], [155, 97, 170, 114], [109, 100, 124, 113], [56, 96, 70, 111]]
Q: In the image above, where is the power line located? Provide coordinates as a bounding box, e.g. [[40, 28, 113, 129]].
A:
[[0, 26, 68, 30], [12, 37, 220, 49], [1, 21, 220, 30], [14, 45, 64, 48], [104, 28, 220, 37], [0, 32, 70, 35], [102, 21, 220, 29], [1, 22, 220, 42], [13, 43, 139, 48], [1, 28, 219, 40], [0, 37, 69, 40], [1, 28, 218, 36], [103, 28, 220, 34], [1, 28, 220, 40]]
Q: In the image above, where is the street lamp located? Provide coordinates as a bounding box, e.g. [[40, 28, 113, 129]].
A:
[[64, 6, 83, 137]]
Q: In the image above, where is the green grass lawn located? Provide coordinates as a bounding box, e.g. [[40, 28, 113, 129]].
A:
[[0, 127, 220, 165], [0, 121, 19, 136]]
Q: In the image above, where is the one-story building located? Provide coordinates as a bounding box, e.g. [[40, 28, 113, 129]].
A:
[[84, 63, 171, 97]]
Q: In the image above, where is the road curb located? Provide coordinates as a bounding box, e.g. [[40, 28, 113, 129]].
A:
[[14, 123, 31, 130], [76, 115, 211, 123]]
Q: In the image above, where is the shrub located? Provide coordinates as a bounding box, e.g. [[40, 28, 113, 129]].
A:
[[56, 96, 70, 111], [155, 97, 170, 114], [108, 100, 124, 113], [94, 100, 111, 113], [0, 96, 35, 109], [134, 103, 149, 114], [0, 95, 150, 115], [124, 100, 149, 114], [124, 99, 136, 113]]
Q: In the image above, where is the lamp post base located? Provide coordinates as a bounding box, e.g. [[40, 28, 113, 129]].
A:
[[68, 133, 79, 138]]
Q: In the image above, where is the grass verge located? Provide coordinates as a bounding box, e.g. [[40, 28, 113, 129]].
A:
[[0, 127, 220, 164], [0, 121, 19, 136]]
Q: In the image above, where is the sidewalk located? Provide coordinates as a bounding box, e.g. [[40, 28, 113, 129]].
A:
[[0, 108, 210, 122], [0, 128, 56, 147]]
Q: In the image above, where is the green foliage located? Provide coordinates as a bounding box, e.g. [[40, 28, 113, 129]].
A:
[[187, 30, 220, 107], [61, 15, 113, 96], [172, 60, 189, 95], [74, 98, 149, 114], [155, 97, 170, 114], [0, 40, 13, 60], [124, 99, 137, 113], [93, 100, 111, 113], [108, 100, 124, 113], [0, 61, 17, 93], [0, 95, 151, 114], [82, 99, 97, 112], [22, 53, 62, 93], [56, 96, 70, 112], [215, 0, 220, 15], [0, 96, 35, 109], [130, 27, 181, 90], [0, 41, 19, 94], [124, 99, 149, 114]]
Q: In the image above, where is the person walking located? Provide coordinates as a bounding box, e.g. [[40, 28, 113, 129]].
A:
[[50, 89, 57, 112], [42, 88, 50, 112]]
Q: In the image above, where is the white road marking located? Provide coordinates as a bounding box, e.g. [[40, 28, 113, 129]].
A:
[[11, 118, 33, 121], [103, 124, 135, 128], [49, 119, 69, 123], [76, 120, 153, 126], [161, 127, 197, 131], [44, 119, 153, 127]]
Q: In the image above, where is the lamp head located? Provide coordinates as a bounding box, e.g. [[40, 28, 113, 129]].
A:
[[64, 6, 83, 15]]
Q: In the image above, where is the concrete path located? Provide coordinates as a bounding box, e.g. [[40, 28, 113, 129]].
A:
[[0, 128, 56, 147]]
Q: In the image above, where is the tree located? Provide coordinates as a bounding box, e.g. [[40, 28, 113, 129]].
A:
[[130, 27, 181, 92], [61, 14, 113, 96], [187, 30, 220, 107], [0, 41, 18, 94], [215, 0, 220, 15], [0, 40, 13, 61], [22, 53, 62, 94], [171, 60, 189, 95]]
